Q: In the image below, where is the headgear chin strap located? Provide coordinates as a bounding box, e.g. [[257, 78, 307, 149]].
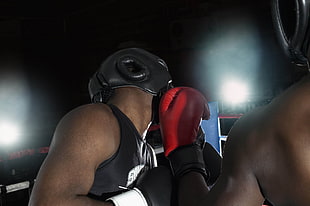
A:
[[272, 0, 310, 69]]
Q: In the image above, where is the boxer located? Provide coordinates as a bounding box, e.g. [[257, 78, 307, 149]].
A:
[[28, 48, 173, 206]]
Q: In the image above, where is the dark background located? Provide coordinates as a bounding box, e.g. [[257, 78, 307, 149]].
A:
[[0, 0, 305, 205]]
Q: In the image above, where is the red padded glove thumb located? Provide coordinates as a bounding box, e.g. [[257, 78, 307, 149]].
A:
[[159, 87, 210, 157]]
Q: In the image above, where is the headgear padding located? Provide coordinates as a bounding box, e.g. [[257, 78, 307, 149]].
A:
[[88, 48, 172, 103]]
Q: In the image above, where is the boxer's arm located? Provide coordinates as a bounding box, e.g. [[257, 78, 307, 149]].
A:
[[29, 104, 119, 206], [195, 124, 265, 206], [178, 136, 265, 206], [159, 87, 264, 206], [159, 87, 211, 205]]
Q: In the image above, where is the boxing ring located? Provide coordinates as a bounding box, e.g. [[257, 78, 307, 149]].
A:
[[201, 101, 242, 156], [0, 148, 49, 206]]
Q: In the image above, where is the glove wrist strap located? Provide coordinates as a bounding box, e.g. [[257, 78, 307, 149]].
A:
[[168, 144, 209, 182]]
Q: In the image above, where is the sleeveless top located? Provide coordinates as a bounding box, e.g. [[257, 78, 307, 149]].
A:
[[88, 104, 157, 200]]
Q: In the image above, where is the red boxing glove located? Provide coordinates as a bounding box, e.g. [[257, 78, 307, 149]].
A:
[[159, 87, 210, 157], [159, 87, 210, 180]]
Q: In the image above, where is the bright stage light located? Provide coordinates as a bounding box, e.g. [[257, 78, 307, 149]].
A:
[[221, 81, 249, 104], [194, 15, 261, 102], [0, 69, 30, 147], [0, 122, 20, 145]]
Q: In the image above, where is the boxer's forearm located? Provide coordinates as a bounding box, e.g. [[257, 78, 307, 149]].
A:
[[178, 172, 210, 206]]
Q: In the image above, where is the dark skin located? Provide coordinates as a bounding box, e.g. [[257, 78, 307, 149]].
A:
[[178, 73, 310, 206], [28, 87, 154, 206]]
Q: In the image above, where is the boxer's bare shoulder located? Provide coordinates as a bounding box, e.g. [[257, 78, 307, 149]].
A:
[[53, 103, 120, 150], [49, 103, 121, 170]]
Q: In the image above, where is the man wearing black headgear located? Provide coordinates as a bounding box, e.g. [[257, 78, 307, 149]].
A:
[[28, 48, 174, 206], [159, 0, 310, 206]]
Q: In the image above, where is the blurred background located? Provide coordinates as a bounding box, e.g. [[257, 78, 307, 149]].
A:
[[0, 0, 307, 205]]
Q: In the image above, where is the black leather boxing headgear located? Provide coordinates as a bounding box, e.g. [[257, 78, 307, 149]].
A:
[[272, 0, 310, 69], [88, 48, 173, 103]]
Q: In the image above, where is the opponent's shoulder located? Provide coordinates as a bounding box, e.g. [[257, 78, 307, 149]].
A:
[[223, 106, 269, 163], [229, 106, 265, 135], [270, 75, 310, 111]]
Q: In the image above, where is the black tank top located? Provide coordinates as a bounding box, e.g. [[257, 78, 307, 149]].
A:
[[88, 104, 157, 200]]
